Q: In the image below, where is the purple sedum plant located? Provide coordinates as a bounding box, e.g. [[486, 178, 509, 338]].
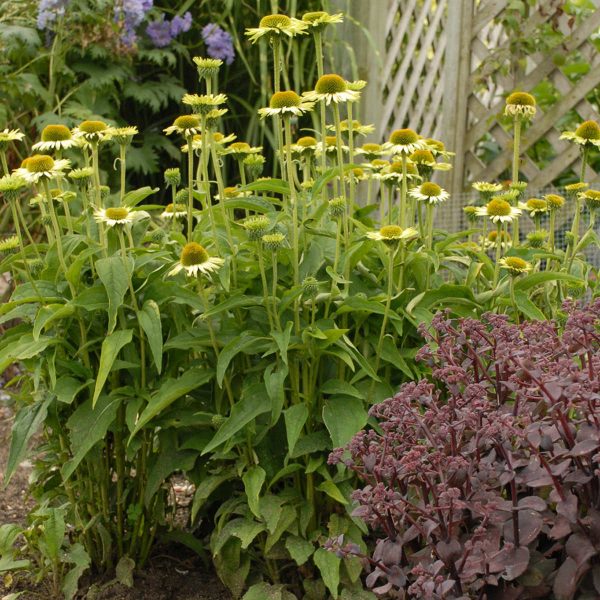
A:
[[329, 301, 600, 599]]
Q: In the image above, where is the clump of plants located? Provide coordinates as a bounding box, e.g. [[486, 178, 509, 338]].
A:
[[330, 301, 600, 599], [0, 6, 598, 600]]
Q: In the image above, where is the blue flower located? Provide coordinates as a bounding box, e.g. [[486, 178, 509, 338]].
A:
[[37, 0, 70, 30], [201, 23, 235, 65], [116, 0, 154, 46], [146, 17, 173, 48], [170, 12, 192, 37]]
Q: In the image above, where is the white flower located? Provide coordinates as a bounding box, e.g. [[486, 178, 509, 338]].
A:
[[476, 198, 521, 223], [14, 155, 70, 183], [366, 225, 419, 246], [409, 182, 450, 204], [32, 124, 78, 151], [168, 242, 224, 277], [384, 129, 427, 155], [258, 91, 314, 118], [94, 206, 136, 227], [302, 74, 360, 105]]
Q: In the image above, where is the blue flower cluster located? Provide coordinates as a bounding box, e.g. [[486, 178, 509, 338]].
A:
[[36, 0, 70, 30], [146, 11, 192, 48], [202, 23, 235, 65], [115, 0, 154, 46]]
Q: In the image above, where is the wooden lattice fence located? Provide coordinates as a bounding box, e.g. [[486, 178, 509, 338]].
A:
[[338, 0, 600, 198]]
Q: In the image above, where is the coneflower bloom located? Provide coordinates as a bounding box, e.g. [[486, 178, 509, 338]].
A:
[[409, 182, 449, 204], [303, 74, 360, 105], [504, 92, 536, 120], [366, 224, 418, 246], [182, 93, 228, 115], [72, 120, 111, 143], [560, 120, 600, 149], [384, 129, 427, 155], [33, 125, 78, 151], [476, 198, 521, 223], [258, 91, 315, 118], [245, 14, 308, 43], [94, 206, 136, 228], [168, 242, 224, 277], [499, 256, 531, 275], [14, 155, 70, 183], [301, 11, 343, 31], [164, 115, 202, 137]]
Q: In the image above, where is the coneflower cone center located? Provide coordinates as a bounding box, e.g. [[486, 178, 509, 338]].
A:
[[506, 92, 535, 106], [26, 155, 55, 172], [181, 242, 209, 266], [105, 207, 129, 220], [390, 128, 418, 145], [487, 199, 511, 216], [270, 91, 301, 108], [315, 74, 347, 94], [303, 11, 327, 22], [505, 257, 527, 269], [575, 120, 600, 140], [174, 115, 200, 130], [260, 14, 292, 28], [420, 182, 442, 196], [380, 225, 403, 238], [42, 125, 71, 142], [79, 120, 108, 133]]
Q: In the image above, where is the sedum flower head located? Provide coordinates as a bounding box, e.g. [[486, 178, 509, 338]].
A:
[[258, 91, 314, 118], [193, 56, 223, 79], [245, 14, 308, 43], [476, 198, 521, 223], [33, 124, 77, 151], [367, 225, 419, 246], [169, 242, 224, 277], [544, 193, 565, 211], [94, 206, 135, 227], [409, 181, 449, 204], [504, 92, 536, 119], [303, 74, 360, 105], [0, 174, 27, 201], [14, 154, 70, 183], [262, 232, 285, 251], [499, 256, 531, 276]]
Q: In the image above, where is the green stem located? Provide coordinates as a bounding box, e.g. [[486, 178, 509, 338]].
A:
[[186, 135, 194, 242], [257, 244, 275, 330], [581, 147, 588, 183], [512, 118, 521, 246], [510, 277, 520, 325], [119, 144, 126, 204], [493, 221, 503, 288], [400, 155, 408, 228], [566, 196, 582, 271]]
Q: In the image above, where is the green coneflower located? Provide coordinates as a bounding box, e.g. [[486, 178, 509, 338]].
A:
[[520, 198, 548, 217], [385, 128, 427, 155], [472, 181, 504, 200], [262, 232, 286, 251], [68, 167, 94, 188], [0, 174, 27, 201], [164, 168, 181, 187], [243, 154, 266, 178], [164, 115, 202, 137], [160, 203, 187, 219], [14, 154, 70, 183], [369, 159, 390, 174], [326, 119, 374, 137], [380, 160, 420, 183], [72, 120, 110, 143], [33, 124, 77, 151], [349, 167, 367, 182], [544, 193, 565, 211], [476, 198, 521, 223], [485, 230, 512, 250], [366, 224, 418, 246], [504, 92, 537, 120], [182, 93, 228, 115], [258, 91, 314, 118], [205, 108, 229, 131], [169, 242, 224, 277], [527, 230, 548, 248], [328, 196, 346, 218], [108, 126, 138, 146], [303, 74, 360, 105], [242, 215, 271, 241], [317, 135, 349, 157], [499, 256, 531, 275], [410, 149, 436, 166], [245, 14, 308, 43], [302, 276, 320, 299], [93, 206, 135, 228], [193, 57, 223, 79], [580, 189, 600, 210], [221, 142, 263, 158], [425, 138, 455, 158], [0, 235, 20, 253], [182, 132, 236, 153], [356, 143, 386, 160], [565, 182, 588, 196], [301, 10, 343, 31], [409, 181, 449, 204], [0, 128, 25, 151], [290, 136, 318, 158], [560, 120, 600, 148], [215, 186, 251, 201], [463, 205, 479, 223]]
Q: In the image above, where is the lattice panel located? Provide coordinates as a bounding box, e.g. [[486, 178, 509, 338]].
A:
[[379, 0, 447, 139], [464, 0, 600, 188]]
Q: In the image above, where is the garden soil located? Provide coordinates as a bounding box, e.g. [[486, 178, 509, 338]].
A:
[[0, 403, 232, 600]]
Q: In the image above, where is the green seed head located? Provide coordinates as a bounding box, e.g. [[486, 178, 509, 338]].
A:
[[575, 120, 600, 141], [506, 92, 536, 107], [527, 230, 547, 248], [544, 194, 565, 210], [105, 207, 129, 220], [164, 168, 181, 187], [315, 74, 347, 94], [79, 120, 108, 134], [26, 154, 55, 173], [328, 196, 346, 218], [244, 215, 270, 241], [262, 232, 285, 251], [269, 91, 301, 109], [260, 14, 292, 28], [389, 128, 418, 145], [41, 124, 71, 142], [181, 242, 209, 266], [174, 115, 200, 130], [486, 198, 512, 216]]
